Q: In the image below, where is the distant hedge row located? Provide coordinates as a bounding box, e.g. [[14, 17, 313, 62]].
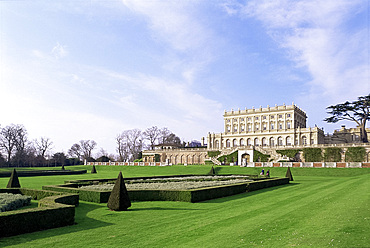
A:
[[45, 176, 290, 203], [0, 188, 78, 237], [0, 170, 87, 178]]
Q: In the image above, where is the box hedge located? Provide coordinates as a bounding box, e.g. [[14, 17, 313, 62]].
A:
[[0, 188, 78, 237]]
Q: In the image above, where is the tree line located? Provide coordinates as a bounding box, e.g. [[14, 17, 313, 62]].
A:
[[0, 124, 193, 167]]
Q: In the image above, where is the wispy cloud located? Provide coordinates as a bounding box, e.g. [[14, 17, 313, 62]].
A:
[[51, 42, 68, 59], [224, 0, 369, 102]]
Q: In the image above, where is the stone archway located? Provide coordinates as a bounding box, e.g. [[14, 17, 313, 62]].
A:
[[241, 153, 251, 165]]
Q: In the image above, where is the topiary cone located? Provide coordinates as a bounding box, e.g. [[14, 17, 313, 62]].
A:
[[107, 171, 131, 211], [286, 167, 294, 181], [61, 165, 65, 170], [7, 169, 21, 188], [91, 165, 97, 174], [208, 166, 216, 176]]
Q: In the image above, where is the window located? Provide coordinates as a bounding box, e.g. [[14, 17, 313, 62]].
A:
[[248, 117, 251, 121], [263, 116, 266, 120], [287, 122, 291, 129], [262, 137, 267, 146], [278, 137, 283, 146], [254, 138, 259, 146], [241, 118, 244, 121], [271, 115, 274, 119], [279, 123, 283, 129], [226, 140, 230, 147], [270, 138, 275, 146], [286, 136, 291, 146], [247, 124, 251, 131], [302, 136, 307, 145], [247, 138, 252, 146], [255, 123, 259, 131], [233, 139, 237, 147], [255, 117, 259, 120], [279, 114, 282, 118], [240, 139, 245, 146], [241, 125, 245, 132], [271, 123, 275, 129], [233, 125, 238, 132], [287, 114, 291, 118], [263, 123, 267, 130], [227, 126, 231, 132], [227, 119, 230, 123]]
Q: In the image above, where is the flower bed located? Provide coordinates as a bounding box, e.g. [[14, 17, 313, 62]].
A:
[[80, 176, 253, 191], [0, 193, 32, 212]]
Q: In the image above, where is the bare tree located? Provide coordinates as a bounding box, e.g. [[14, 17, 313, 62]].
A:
[[68, 143, 82, 160], [116, 129, 143, 161], [159, 127, 171, 144], [0, 124, 28, 165], [0, 124, 18, 164], [79, 140, 97, 160], [34, 137, 53, 158], [143, 126, 161, 150]]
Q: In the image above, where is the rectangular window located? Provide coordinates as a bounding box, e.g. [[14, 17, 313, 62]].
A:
[[271, 123, 274, 129], [255, 117, 259, 120], [287, 114, 291, 118], [263, 116, 266, 120], [279, 115, 282, 118]]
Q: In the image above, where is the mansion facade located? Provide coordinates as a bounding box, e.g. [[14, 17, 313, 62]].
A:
[[142, 103, 370, 164], [207, 103, 325, 150]]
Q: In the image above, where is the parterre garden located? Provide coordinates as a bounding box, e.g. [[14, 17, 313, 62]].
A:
[[0, 165, 369, 247]]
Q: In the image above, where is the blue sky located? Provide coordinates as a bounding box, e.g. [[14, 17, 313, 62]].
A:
[[0, 0, 369, 156]]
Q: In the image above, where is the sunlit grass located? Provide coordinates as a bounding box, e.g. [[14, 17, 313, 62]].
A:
[[0, 166, 369, 247]]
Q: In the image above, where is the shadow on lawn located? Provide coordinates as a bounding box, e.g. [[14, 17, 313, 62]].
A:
[[202, 182, 299, 204], [0, 202, 112, 246]]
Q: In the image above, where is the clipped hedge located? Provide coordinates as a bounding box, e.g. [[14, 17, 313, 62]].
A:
[[0, 188, 78, 237], [324, 147, 342, 162], [47, 175, 289, 203], [253, 150, 270, 162], [0, 193, 31, 212], [207, 150, 221, 158], [276, 149, 301, 159], [303, 148, 323, 162], [0, 170, 87, 178], [345, 147, 366, 162], [218, 151, 238, 164]]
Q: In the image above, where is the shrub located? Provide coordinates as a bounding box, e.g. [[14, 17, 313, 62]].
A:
[[253, 150, 270, 162], [207, 151, 221, 158], [276, 149, 301, 160], [0, 193, 31, 212], [324, 147, 342, 162], [91, 165, 97, 174], [218, 151, 238, 164], [285, 167, 293, 181], [6, 169, 20, 188], [345, 147, 366, 162], [303, 148, 323, 162], [107, 172, 131, 211]]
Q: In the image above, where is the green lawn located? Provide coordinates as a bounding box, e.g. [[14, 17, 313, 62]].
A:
[[0, 165, 369, 247]]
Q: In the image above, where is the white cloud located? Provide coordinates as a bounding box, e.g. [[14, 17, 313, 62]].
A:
[[51, 42, 68, 59], [227, 0, 368, 103]]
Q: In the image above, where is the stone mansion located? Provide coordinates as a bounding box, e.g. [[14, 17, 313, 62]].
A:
[[207, 103, 324, 150], [142, 103, 370, 164]]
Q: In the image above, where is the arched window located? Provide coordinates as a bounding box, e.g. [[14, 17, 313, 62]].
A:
[[270, 137, 275, 147], [226, 139, 231, 147], [302, 136, 307, 145], [247, 138, 252, 146], [278, 137, 283, 146], [240, 139, 245, 146], [215, 140, 220, 149], [254, 138, 259, 146], [286, 136, 292, 146], [233, 139, 237, 147], [262, 137, 267, 146]]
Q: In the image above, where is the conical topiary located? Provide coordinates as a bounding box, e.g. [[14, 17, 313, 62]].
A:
[[61, 165, 65, 170], [107, 171, 131, 211], [208, 166, 216, 176], [286, 167, 294, 181], [91, 165, 97, 174], [7, 169, 21, 188]]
